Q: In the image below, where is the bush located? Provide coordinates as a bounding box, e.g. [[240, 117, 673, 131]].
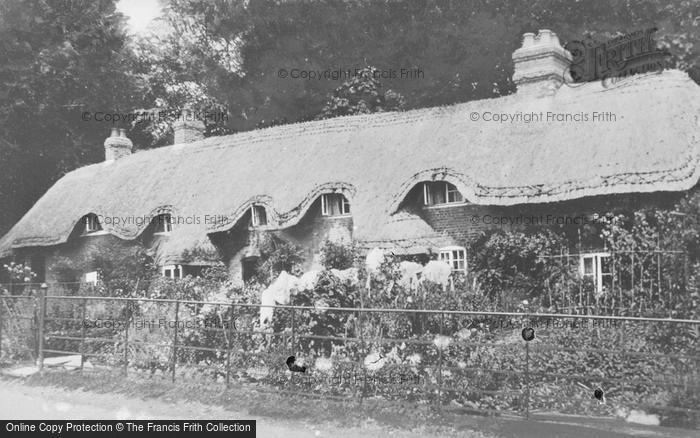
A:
[[470, 228, 571, 309], [253, 234, 305, 284], [319, 240, 358, 270]]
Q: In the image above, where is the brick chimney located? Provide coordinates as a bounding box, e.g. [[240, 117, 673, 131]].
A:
[[172, 106, 205, 144], [512, 29, 572, 95], [104, 127, 133, 161]]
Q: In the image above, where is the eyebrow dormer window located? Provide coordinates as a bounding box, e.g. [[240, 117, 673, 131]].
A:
[[83, 215, 102, 234], [251, 205, 267, 227], [423, 182, 464, 206], [154, 214, 173, 234], [321, 194, 350, 217]]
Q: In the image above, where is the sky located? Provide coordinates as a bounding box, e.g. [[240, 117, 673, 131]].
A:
[[117, 0, 163, 34]]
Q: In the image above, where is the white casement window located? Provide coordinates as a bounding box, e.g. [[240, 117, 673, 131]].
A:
[[251, 205, 268, 226], [580, 252, 612, 294], [423, 182, 464, 206], [162, 265, 183, 279], [154, 213, 173, 234], [84, 215, 102, 234], [84, 271, 99, 285], [321, 193, 351, 216], [439, 246, 467, 272]]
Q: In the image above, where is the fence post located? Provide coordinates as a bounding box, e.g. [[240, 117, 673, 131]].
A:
[[79, 297, 87, 371], [437, 311, 444, 412], [524, 333, 530, 420], [0, 293, 3, 360], [123, 300, 130, 376], [37, 283, 47, 372], [290, 306, 295, 353], [171, 300, 180, 383], [225, 305, 234, 387]]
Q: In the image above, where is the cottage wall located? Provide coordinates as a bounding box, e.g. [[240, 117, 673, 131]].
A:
[[407, 188, 685, 251], [221, 197, 353, 283], [277, 197, 353, 269], [11, 234, 139, 293]]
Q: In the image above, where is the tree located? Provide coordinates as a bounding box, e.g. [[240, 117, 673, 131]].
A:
[[149, 0, 698, 134], [315, 66, 405, 119], [0, 0, 143, 235]]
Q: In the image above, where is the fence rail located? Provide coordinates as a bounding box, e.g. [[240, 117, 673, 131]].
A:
[[1, 291, 699, 426]]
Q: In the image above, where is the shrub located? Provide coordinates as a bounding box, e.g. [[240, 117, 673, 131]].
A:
[[470, 228, 571, 309], [319, 240, 358, 270], [253, 234, 305, 284]]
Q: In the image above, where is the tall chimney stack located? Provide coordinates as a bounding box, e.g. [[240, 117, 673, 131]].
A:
[[512, 29, 572, 96], [104, 127, 133, 161], [172, 106, 205, 144]]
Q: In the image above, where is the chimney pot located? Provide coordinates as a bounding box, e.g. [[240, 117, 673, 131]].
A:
[[104, 128, 133, 161], [512, 29, 572, 96], [172, 105, 205, 144]]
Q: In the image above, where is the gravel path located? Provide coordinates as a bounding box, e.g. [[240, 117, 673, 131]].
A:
[[1, 378, 695, 438], [0, 379, 486, 438]]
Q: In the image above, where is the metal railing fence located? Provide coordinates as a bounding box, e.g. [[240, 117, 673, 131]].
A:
[[1, 290, 698, 425]]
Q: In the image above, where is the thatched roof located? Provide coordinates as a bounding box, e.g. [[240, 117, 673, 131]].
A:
[[1, 69, 699, 262]]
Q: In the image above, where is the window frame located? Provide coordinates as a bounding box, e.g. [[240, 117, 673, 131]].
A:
[[438, 246, 467, 273], [321, 193, 351, 217], [83, 215, 102, 234], [423, 182, 465, 206], [153, 213, 173, 234], [251, 205, 268, 227], [579, 252, 612, 294], [162, 265, 183, 279]]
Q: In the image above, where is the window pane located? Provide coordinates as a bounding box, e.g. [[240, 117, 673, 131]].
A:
[[252, 206, 267, 226], [321, 194, 328, 215], [600, 256, 611, 274], [602, 273, 613, 289], [447, 183, 463, 203], [583, 257, 594, 275], [433, 183, 446, 204]]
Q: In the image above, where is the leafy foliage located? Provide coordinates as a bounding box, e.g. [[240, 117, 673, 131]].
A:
[[470, 228, 572, 308], [315, 66, 405, 119], [252, 234, 306, 284], [0, 0, 143, 235], [319, 240, 359, 270]]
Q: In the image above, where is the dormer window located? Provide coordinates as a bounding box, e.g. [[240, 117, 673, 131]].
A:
[[321, 194, 350, 217], [83, 215, 102, 234], [423, 182, 464, 206], [154, 214, 173, 234], [251, 205, 268, 227]]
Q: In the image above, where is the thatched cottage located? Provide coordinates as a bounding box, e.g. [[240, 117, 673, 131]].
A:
[[1, 30, 699, 290]]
